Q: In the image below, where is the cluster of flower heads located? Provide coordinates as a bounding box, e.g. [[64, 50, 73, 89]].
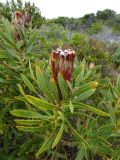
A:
[[50, 48, 75, 82], [12, 9, 31, 41]]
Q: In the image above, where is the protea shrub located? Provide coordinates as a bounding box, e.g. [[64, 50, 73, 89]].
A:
[[10, 47, 114, 159]]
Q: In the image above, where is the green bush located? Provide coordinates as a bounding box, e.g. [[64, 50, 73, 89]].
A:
[[0, 0, 44, 28], [10, 56, 120, 159], [69, 33, 89, 59], [1, 4, 120, 160], [112, 25, 120, 34], [0, 16, 44, 159], [88, 21, 103, 35], [39, 23, 70, 52], [11, 59, 113, 159], [112, 48, 120, 65]]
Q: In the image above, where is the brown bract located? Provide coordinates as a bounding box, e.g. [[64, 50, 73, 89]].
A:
[[11, 9, 31, 41], [50, 48, 75, 82], [15, 11, 24, 27]]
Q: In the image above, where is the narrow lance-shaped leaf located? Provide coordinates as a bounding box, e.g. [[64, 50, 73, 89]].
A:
[[15, 119, 42, 126], [58, 73, 68, 100], [73, 81, 98, 102], [117, 74, 120, 93], [112, 147, 120, 160], [52, 122, 64, 148], [21, 74, 38, 94], [50, 76, 59, 100], [66, 80, 73, 92], [74, 89, 96, 102], [73, 64, 82, 78], [26, 30, 37, 53], [36, 66, 54, 101], [75, 144, 86, 160], [67, 121, 91, 148], [75, 63, 85, 85], [16, 40, 24, 49], [25, 95, 55, 111], [29, 61, 36, 81], [73, 103, 110, 117], [18, 84, 25, 96], [10, 109, 43, 118], [16, 126, 40, 132], [73, 81, 98, 96], [35, 131, 55, 158], [69, 100, 74, 113]]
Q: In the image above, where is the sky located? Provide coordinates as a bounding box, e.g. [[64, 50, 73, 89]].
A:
[[1, 0, 120, 19]]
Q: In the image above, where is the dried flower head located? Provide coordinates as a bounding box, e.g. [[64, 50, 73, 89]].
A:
[[11, 11, 24, 41], [50, 48, 75, 82], [24, 8, 32, 27], [24, 8, 30, 23], [15, 11, 24, 27]]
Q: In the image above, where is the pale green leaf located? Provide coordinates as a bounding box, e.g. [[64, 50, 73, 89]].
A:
[[21, 74, 37, 94], [58, 73, 68, 100], [52, 122, 64, 148], [25, 95, 55, 110], [10, 109, 42, 118]]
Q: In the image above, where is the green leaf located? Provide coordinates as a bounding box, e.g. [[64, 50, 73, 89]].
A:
[[58, 73, 68, 99], [0, 129, 3, 135], [10, 109, 42, 118], [21, 74, 38, 94], [68, 121, 91, 148], [36, 66, 55, 101], [117, 74, 120, 93], [74, 89, 96, 101], [52, 122, 64, 148], [73, 64, 81, 78], [66, 80, 73, 92], [18, 138, 39, 156], [26, 30, 37, 53], [94, 124, 115, 138], [69, 100, 74, 113], [16, 40, 24, 48], [73, 81, 98, 97], [75, 145, 86, 160], [112, 147, 120, 160], [16, 126, 40, 132], [29, 61, 36, 81], [15, 96, 26, 102], [95, 144, 112, 155], [25, 95, 55, 111], [75, 64, 85, 85], [35, 132, 55, 158], [27, 30, 37, 47], [109, 82, 118, 98], [15, 119, 42, 125], [0, 29, 16, 48], [18, 84, 25, 96], [50, 77, 58, 100], [74, 103, 110, 117]]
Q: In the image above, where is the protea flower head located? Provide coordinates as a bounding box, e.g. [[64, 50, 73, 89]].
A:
[[50, 48, 75, 82], [15, 11, 24, 27], [24, 8, 31, 23], [12, 11, 24, 41]]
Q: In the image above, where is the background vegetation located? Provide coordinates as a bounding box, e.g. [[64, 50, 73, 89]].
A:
[[1, 0, 120, 160]]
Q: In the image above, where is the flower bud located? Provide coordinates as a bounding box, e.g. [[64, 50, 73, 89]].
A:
[[89, 63, 95, 69]]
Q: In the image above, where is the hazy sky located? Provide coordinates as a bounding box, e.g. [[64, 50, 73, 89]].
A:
[[1, 0, 120, 18]]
